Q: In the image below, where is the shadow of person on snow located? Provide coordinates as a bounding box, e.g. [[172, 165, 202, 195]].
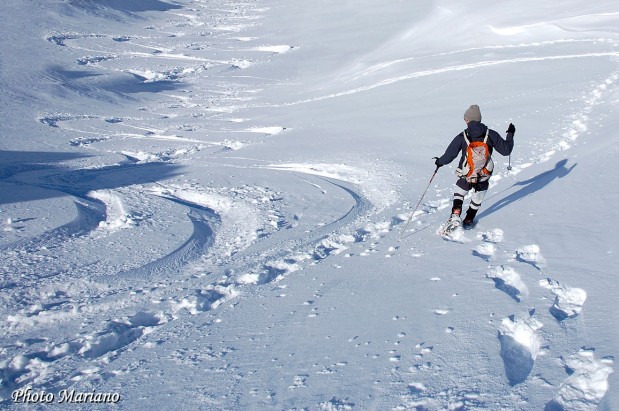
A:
[[479, 159, 576, 219]]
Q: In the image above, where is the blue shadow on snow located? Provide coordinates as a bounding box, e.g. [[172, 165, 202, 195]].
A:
[[48, 66, 184, 99], [0, 150, 182, 205], [70, 0, 182, 13], [479, 159, 576, 219]]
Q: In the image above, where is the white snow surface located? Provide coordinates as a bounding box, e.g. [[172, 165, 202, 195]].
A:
[[1, 0, 618, 410]]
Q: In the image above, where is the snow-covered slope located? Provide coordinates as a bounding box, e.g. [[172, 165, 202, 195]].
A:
[[1, 1, 617, 409]]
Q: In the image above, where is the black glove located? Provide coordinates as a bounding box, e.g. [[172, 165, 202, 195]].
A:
[[507, 123, 516, 134], [433, 157, 442, 168]]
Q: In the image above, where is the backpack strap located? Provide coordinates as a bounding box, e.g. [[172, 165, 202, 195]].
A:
[[463, 130, 470, 146], [464, 129, 490, 144]]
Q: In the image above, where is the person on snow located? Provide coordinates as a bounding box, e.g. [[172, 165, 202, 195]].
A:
[[434, 104, 515, 230]]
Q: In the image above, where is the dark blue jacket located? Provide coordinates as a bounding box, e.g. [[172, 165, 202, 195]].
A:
[[437, 121, 514, 169]]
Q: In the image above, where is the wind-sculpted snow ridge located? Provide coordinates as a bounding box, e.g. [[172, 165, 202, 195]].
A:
[[281, 47, 619, 108], [35, 1, 295, 157], [264, 162, 401, 212]]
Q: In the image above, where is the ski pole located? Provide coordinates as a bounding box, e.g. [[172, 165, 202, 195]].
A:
[[507, 122, 514, 171], [399, 162, 440, 240]]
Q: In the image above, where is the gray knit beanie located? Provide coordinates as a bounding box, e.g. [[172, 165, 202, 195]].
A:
[[464, 104, 482, 122]]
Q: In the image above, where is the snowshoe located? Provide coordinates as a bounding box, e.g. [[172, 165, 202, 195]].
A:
[[440, 213, 462, 236]]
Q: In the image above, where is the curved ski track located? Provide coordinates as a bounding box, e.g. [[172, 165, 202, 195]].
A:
[[0, 159, 377, 403]]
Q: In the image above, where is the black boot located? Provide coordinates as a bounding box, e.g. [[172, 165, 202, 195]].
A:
[[452, 199, 463, 216], [463, 208, 477, 226]]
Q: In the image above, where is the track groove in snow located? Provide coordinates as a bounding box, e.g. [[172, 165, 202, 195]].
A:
[[275, 53, 619, 107]]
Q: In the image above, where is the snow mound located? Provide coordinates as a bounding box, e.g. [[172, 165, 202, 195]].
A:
[[539, 278, 587, 320], [486, 265, 528, 302], [473, 242, 495, 261], [515, 244, 546, 269], [478, 228, 504, 243], [246, 126, 286, 135], [173, 285, 239, 315], [88, 189, 137, 231], [546, 349, 614, 411], [253, 45, 294, 54], [498, 314, 544, 385]]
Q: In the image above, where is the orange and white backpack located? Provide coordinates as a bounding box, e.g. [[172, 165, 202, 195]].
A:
[[456, 129, 494, 183]]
